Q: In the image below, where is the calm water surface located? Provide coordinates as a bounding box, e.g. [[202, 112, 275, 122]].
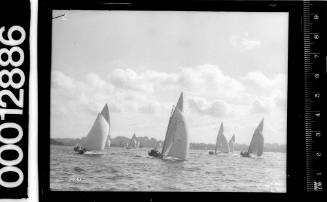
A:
[[50, 145, 286, 192]]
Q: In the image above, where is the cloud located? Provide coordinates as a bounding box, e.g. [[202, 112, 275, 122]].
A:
[[106, 64, 244, 102], [109, 68, 151, 92], [86, 73, 108, 88], [52, 71, 76, 90], [52, 65, 287, 131], [250, 99, 270, 114], [178, 64, 245, 101], [52, 71, 122, 115], [230, 33, 261, 51], [244, 71, 286, 90], [188, 96, 228, 117], [108, 68, 178, 93]]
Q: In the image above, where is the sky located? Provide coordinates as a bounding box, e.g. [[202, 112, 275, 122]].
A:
[[51, 10, 288, 145]]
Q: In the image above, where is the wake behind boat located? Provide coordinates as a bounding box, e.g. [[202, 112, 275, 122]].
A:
[[74, 104, 111, 155], [240, 119, 264, 158], [148, 92, 189, 160], [83, 151, 106, 157]]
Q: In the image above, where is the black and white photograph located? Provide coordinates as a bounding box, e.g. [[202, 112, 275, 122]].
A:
[[49, 10, 288, 192]]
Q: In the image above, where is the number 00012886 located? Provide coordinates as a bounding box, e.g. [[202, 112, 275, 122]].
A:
[[0, 25, 25, 188]]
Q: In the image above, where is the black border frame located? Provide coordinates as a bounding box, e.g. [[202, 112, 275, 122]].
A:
[[0, 0, 30, 198], [38, 0, 306, 201]]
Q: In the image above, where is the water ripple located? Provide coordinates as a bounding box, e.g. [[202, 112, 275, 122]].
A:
[[50, 145, 286, 192]]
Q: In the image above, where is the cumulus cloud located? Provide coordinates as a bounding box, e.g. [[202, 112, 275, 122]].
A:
[[52, 71, 122, 115], [52, 65, 287, 128], [86, 73, 108, 88], [188, 96, 228, 117], [250, 99, 270, 114], [108, 68, 178, 93], [178, 64, 245, 101], [105, 64, 245, 102], [52, 71, 76, 90], [109, 68, 151, 92], [244, 71, 286, 90], [230, 33, 261, 51]]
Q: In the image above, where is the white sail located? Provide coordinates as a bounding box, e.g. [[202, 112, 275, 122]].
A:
[[101, 104, 111, 149], [82, 113, 109, 151], [248, 119, 264, 156], [161, 92, 183, 155], [127, 133, 139, 149], [161, 92, 189, 160], [167, 109, 189, 160], [161, 106, 175, 155], [229, 134, 235, 152], [215, 122, 229, 153], [175, 92, 183, 111]]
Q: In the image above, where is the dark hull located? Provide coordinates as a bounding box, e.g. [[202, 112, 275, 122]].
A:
[[240, 152, 251, 158], [148, 150, 162, 158]]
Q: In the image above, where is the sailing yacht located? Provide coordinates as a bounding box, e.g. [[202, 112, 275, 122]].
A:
[[240, 119, 264, 157], [126, 133, 139, 149], [74, 104, 110, 156], [209, 122, 230, 155], [148, 92, 189, 160], [229, 134, 235, 152]]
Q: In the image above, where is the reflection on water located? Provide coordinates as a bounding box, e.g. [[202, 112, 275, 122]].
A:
[[50, 145, 286, 192]]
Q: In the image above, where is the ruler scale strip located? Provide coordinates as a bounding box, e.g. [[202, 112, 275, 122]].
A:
[[303, 0, 324, 192]]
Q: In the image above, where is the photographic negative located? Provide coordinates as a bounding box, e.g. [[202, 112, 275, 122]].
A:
[[49, 10, 288, 192]]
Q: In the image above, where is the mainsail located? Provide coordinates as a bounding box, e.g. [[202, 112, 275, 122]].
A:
[[101, 104, 111, 149], [215, 122, 230, 154], [161, 92, 189, 160], [81, 104, 111, 151], [127, 133, 139, 149], [81, 117, 108, 151], [248, 119, 264, 156], [229, 134, 235, 152], [166, 109, 189, 159]]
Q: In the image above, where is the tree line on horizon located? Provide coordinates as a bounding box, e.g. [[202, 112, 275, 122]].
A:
[[51, 135, 286, 153]]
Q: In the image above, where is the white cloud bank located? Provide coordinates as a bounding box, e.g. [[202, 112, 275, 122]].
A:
[[51, 64, 287, 144]]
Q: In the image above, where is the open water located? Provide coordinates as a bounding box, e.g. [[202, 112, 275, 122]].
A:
[[50, 145, 286, 192]]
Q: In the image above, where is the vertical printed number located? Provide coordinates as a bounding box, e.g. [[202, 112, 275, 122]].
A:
[[0, 26, 26, 47], [0, 46, 24, 67], [0, 145, 23, 166], [0, 89, 24, 108], [0, 122, 23, 144], [0, 68, 25, 89], [0, 166, 23, 188], [0, 25, 25, 189]]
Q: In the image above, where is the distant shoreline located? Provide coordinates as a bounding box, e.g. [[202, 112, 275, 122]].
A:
[[50, 136, 286, 153]]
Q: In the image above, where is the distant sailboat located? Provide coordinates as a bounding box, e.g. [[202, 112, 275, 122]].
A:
[[229, 134, 235, 152], [127, 133, 139, 149], [74, 104, 111, 155], [214, 122, 230, 154], [241, 119, 264, 157], [148, 92, 189, 160], [154, 141, 162, 151]]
